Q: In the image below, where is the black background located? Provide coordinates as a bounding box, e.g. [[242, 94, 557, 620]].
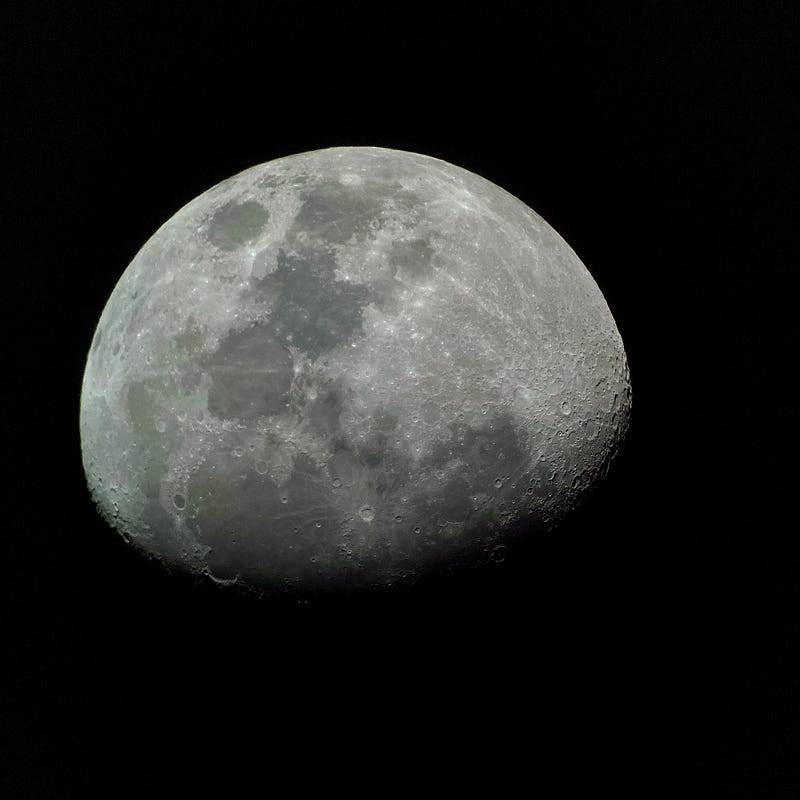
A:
[[4, 2, 797, 797]]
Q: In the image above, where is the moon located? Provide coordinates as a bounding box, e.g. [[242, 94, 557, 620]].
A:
[[80, 146, 631, 594]]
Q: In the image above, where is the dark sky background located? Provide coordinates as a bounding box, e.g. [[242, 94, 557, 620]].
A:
[[4, 3, 797, 798]]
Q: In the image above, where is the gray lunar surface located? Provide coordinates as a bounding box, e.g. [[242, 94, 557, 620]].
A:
[[80, 146, 631, 593]]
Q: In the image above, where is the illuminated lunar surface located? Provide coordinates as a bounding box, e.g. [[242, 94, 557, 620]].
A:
[[80, 146, 631, 594]]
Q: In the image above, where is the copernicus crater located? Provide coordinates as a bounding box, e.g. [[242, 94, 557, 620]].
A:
[[79, 146, 631, 594]]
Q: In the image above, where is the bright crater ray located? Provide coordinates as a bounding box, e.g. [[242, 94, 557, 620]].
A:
[[80, 146, 631, 593]]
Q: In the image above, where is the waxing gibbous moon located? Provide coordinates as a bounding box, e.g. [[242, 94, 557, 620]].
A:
[[80, 146, 631, 594]]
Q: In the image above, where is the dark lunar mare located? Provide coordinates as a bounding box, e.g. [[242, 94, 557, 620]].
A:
[[182, 408, 543, 593], [253, 244, 374, 360], [202, 325, 294, 419]]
